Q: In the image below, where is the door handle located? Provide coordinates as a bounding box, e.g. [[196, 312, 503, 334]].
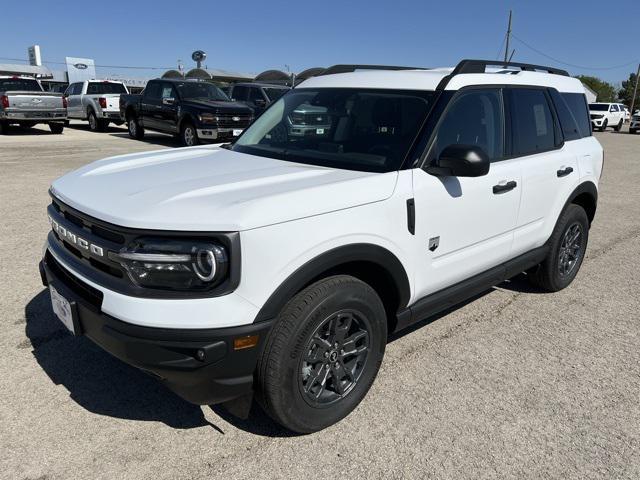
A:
[[492, 180, 517, 194], [557, 166, 574, 177]]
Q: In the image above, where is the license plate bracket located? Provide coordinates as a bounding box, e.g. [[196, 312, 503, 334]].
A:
[[49, 286, 81, 335]]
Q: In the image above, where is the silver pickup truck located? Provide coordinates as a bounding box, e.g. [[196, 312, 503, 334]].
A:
[[64, 80, 128, 131], [0, 76, 66, 134]]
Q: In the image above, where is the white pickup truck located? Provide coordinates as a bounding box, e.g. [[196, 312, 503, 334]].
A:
[[0, 76, 66, 134], [64, 80, 128, 131]]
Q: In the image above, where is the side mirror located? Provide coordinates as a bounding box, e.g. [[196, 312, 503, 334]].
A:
[[427, 144, 490, 177], [162, 97, 175, 106]]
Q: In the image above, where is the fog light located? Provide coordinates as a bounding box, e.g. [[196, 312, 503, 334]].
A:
[[233, 335, 259, 350], [196, 349, 206, 361]]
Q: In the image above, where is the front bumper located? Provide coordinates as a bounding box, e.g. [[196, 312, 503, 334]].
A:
[[196, 127, 245, 141], [39, 250, 272, 405], [591, 118, 605, 127]]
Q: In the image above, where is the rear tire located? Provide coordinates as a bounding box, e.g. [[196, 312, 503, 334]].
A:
[[181, 122, 199, 146], [528, 204, 589, 292], [127, 115, 144, 140], [256, 275, 387, 433], [49, 123, 64, 134], [0, 121, 7, 135], [88, 111, 107, 132]]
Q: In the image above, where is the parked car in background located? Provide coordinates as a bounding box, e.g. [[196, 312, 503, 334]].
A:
[[589, 102, 625, 131], [228, 82, 289, 115], [630, 111, 640, 134], [120, 78, 253, 146], [619, 104, 630, 122], [0, 76, 66, 134], [64, 80, 128, 132]]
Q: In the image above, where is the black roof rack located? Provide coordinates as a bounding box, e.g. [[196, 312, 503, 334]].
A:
[[320, 64, 427, 76], [452, 59, 569, 77]]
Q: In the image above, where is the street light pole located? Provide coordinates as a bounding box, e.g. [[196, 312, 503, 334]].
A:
[[630, 63, 640, 117]]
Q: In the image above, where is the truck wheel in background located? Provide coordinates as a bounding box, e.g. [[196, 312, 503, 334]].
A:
[[614, 119, 623, 132], [127, 115, 144, 140], [630, 128, 638, 134], [0, 121, 6, 135], [49, 123, 64, 134], [181, 122, 200, 147], [256, 275, 387, 433], [600, 119, 608, 132], [88, 111, 107, 132]]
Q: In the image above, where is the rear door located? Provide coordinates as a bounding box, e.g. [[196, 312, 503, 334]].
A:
[[140, 81, 162, 130], [158, 83, 179, 133], [65, 83, 83, 118], [508, 87, 580, 256], [412, 87, 523, 297]]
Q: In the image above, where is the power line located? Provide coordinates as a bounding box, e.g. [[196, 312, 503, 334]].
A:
[[495, 32, 507, 61], [511, 34, 637, 71]]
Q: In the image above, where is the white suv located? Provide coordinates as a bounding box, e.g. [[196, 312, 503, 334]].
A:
[[589, 102, 625, 131], [40, 60, 603, 433]]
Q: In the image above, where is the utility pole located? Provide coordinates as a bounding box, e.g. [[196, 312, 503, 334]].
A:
[[630, 63, 640, 118], [503, 10, 512, 64]]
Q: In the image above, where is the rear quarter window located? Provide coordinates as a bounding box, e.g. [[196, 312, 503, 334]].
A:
[[561, 93, 591, 138], [549, 90, 580, 141]]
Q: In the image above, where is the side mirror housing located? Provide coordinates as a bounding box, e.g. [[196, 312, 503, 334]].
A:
[[427, 144, 490, 177]]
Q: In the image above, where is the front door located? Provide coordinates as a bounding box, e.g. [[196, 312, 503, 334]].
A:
[[412, 88, 522, 298]]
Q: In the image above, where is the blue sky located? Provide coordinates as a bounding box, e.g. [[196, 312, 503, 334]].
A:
[[1, 0, 638, 84]]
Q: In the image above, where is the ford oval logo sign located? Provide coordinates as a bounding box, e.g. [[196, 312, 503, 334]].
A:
[[232, 116, 240, 122], [74, 63, 88, 70]]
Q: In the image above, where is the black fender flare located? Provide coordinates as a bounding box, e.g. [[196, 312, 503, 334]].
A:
[[253, 243, 411, 323], [566, 181, 598, 224]]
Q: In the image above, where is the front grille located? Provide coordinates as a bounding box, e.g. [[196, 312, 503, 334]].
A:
[[590, 114, 603, 120], [49, 197, 127, 282], [215, 114, 253, 127]]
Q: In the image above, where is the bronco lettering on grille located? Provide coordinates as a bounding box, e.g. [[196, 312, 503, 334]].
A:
[[48, 215, 104, 257]]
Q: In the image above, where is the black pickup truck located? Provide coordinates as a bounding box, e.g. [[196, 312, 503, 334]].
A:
[[120, 78, 253, 146]]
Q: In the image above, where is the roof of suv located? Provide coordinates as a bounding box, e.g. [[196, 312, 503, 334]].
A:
[[299, 67, 586, 94], [232, 82, 290, 89]]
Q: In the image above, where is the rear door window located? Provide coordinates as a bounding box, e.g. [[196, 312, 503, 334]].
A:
[[507, 88, 556, 156]]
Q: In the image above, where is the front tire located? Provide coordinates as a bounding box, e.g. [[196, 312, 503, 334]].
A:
[[49, 123, 64, 134], [181, 122, 199, 146], [600, 119, 608, 132], [256, 275, 387, 433], [529, 204, 589, 292]]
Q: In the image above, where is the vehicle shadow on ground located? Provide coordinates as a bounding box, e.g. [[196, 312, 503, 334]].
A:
[[66, 122, 127, 134], [1, 126, 54, 136], [107, 131, 182, 148], [24, 289, 224, 432]]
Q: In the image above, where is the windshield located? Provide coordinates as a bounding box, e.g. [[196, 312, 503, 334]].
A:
[[232, 88, 434, 172], [0, 78, 42, 92], [175, 82, 230, 101], [264, 87, 288, 101], [87, 82, 127, 94], [589, 104, 609, 111]]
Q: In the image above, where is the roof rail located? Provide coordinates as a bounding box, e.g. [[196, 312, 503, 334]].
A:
[[452, 59, 569, 77], [319, 64, 427, 76]]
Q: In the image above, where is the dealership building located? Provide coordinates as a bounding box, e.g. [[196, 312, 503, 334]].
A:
[[1, 45, 331, 93]]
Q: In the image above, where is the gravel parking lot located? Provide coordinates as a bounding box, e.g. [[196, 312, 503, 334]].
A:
[[1, 122, 639, 480]]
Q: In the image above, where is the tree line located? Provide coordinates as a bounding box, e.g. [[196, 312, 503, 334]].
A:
[[577, 72, 639, 108]]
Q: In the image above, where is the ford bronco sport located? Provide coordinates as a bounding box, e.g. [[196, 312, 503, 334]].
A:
[[40, 60, 602, 433]]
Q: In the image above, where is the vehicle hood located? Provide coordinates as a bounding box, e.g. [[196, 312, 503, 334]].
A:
[[51, 146, 398, 231], [180, 99, 252, 114]]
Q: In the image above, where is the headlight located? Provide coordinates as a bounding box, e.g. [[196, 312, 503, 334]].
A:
[[110, 237, 228, 291], [199, 113, 218, 124]]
